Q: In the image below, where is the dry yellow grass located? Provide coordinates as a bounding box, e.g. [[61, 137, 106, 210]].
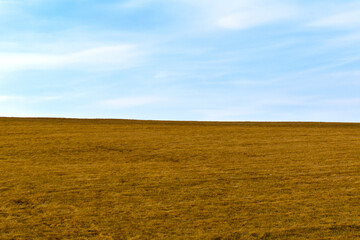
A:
[[1, 117, 360, 239]]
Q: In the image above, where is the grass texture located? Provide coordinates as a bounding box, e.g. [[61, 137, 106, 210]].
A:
[[1, 118, 360, 239]]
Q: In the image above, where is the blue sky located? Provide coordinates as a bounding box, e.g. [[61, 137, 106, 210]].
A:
[[1, 0, 360, 121]]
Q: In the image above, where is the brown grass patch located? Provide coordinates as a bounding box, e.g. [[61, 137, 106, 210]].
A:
[[1, 118, 360, 239]]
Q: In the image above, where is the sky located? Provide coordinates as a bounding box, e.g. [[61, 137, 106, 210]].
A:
[[1, 0, 360, 121]]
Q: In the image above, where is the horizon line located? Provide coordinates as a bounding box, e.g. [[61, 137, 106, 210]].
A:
[[1, 116, 359, 124]]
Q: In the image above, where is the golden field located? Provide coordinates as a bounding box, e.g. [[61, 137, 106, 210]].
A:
[[1, 117, 360, 239]]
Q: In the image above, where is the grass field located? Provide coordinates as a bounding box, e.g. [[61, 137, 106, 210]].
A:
[[1, 118, 360, 239]]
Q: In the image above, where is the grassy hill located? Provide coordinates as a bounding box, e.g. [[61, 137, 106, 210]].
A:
[[1, 118, 360, 239]]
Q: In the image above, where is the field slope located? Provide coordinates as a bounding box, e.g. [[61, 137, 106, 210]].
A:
[[1, 118, 360, 239]]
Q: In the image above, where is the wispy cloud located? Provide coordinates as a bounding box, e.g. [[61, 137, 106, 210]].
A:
[[101, 96, 162, 108], [310, 9, 360, 28], [180, 0, 299, 30], [0, 95, 64, 103], [216, 1, 298, 29], [0, 0, 45, 5], [0, 0, 26, 4], [115, 0, 155, 9], [0, 44, 142, 72], [194, 96, 360, 121], [0, 95, 24, 102], [194, 107, 259, 120]]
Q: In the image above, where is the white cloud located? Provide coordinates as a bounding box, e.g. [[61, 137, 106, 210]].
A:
[[324, 32, 360, 46], [115, 0, 155, 9], [0, 0, 22, 2], [310, 9, 360, 28], [194, 107, 259, 120], [107, 0, 299, 30], [0, 95, 65, 103], [217, 1, 297, 29], [0, 44, 142, 72], [194, 96, 360, 121], [180, 0, 298, 30], [0, 0, 43, 4], [101, 96, 162, 108], [318, 98, 360, 106], [0, 95, 24, 101]]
